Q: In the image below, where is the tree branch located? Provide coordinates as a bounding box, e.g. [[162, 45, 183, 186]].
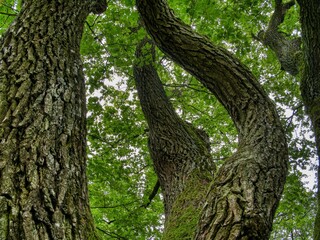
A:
[[96, 227, 129, 240], [255, 0, 301, 76], [141, 180, 160, 208], [133, 36, 215, 219], [0, 11, 17, 17]]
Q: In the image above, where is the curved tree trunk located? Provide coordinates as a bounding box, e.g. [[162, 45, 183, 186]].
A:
[[297, 1, 320, 239], [133, 38, 215, 238], [0, 1, 106, 239], [136, 1, 288, 239]]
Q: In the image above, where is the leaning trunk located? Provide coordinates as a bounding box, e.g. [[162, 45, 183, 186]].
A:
[[133, 38, 215, 238], [297, 1, 320, 239], [137, 0, 288, 239], [0, 1, 106, 239]]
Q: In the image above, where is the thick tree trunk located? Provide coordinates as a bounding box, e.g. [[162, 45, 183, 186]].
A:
[[137, 0, 288, 239], [133, 38, 215, 238], [297, 1, 320, 239], [0, 1, 106, 239]]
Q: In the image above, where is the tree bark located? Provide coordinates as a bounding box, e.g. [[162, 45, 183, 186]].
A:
[[0, 0, 106, 239], [133, 38, 215, 238], [136, 0, 288, 239], [296, 1, 320, 239]]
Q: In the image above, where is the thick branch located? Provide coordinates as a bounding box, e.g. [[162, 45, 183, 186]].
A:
[[270, 0, 295, 30], [133, 38, 215, 219], [256, 0, 301, 76], [137, 1, 288, 239]]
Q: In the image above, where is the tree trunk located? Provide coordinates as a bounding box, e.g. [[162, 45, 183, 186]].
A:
[[0, 1, 106, 239], [297, 1, 320, 239], [133, 38, 215, 239], [136, 0, 288, 239]]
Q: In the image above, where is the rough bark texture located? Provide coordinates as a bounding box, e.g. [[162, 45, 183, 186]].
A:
[[0, 0, 106, 239], [297, 1, 320, 239], [136, 0, 288, 239], [133, 38, 215, 238], [255, 0, 301, 76]]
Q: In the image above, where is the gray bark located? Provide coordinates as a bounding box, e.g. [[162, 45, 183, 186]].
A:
[[0, 0, 106, 239], [136, 0, 288, 239]]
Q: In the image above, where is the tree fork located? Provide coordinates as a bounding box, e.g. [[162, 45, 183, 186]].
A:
[[136, 0, 288, 238]]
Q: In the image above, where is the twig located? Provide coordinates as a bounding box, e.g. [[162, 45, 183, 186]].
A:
[[141, 180, 160, 208], [0, 11, 17, 17]]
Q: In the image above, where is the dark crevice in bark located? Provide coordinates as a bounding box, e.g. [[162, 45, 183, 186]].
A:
[[136, 0, 288, 239], [253, 0, 301, 76]]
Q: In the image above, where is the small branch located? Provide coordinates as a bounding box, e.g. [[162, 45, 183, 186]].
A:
[[141, 180, 160, 208], [0, 11, 17, 17], [96, 227, 129, 239], [283, 0, 295, 10], [285, 103, 303, 129], [163, 83, 212, 95], [103, 219, 116, 225], [128, 24, 142, 35], [88, 128, 148, 148], [91, 200, 138, 209], [85, 19, 103, 42], [0, 2, 19, 12]]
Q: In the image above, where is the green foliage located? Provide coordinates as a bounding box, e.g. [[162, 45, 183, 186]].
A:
[[271, 172, 316, 239], [82, 3, 164, 238], [0, 0, 20, 35], [86, 86, 164, 238]]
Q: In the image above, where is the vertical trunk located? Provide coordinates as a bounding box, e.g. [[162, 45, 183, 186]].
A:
[[0, 1, 106, 239], [133, 38, 215, 239], [297, 1, 320, 239], [137, 0, 288, 239]]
